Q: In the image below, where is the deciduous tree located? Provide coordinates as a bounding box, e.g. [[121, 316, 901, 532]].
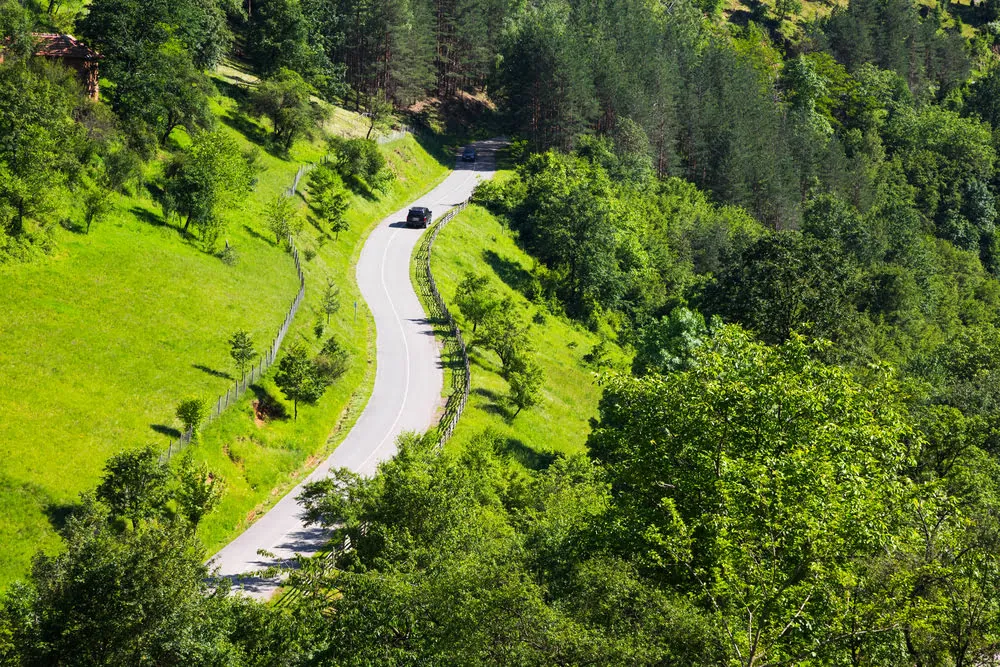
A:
[[274, 343, 326, 418], [228, 329, 256, 376]]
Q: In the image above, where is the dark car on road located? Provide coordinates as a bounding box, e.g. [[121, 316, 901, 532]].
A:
[[462, 146, 477, 162], [406, 206, 433, 228]]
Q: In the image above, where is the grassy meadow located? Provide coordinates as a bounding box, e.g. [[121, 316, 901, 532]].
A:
[[0, 74, 450, 587], [429, 204, 626, 465]]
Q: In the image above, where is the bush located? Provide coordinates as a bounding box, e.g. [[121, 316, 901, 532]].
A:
[[315, 335, 349, 384], [328, 137, 394, 192], [176, 397, 208, 434], [218, 242, 239, 266]]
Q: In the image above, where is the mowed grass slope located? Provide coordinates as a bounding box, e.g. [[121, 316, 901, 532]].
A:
[[429, 204, 623, 463], [0, 81, 449, 587]]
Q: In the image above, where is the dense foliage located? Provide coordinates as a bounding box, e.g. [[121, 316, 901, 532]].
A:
[[6, 0, 1000, 662]]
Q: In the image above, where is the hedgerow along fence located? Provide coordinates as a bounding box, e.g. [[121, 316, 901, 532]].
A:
[[273, 202, 472, 608], [160, 166, 309, 463]]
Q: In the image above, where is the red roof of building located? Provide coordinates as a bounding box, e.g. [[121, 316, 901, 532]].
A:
[[33, 34, 100, 60]]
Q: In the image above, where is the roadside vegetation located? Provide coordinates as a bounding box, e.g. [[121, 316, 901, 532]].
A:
[[430, 203, 623, 462]]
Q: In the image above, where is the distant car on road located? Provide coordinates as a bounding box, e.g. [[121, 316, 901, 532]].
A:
[[406, 206, 433, 228], [462, 146, 477, 162]]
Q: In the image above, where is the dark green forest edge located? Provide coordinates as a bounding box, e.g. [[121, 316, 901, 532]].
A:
[[5, 0, 1000, 662]]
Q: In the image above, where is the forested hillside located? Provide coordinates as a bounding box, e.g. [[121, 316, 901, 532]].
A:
[[4, 0, 1000, 663]]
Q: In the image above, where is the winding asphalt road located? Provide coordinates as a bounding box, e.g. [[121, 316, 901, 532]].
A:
[[210, 139, 501, 598]]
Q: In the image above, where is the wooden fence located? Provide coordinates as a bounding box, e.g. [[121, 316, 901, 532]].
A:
[[414, 202, 472, 446]]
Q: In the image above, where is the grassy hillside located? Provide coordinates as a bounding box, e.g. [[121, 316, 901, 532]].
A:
[[429, 204, 625, 465], [0, 79, 449, 587]]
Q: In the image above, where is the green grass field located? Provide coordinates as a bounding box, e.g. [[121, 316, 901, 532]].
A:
[[0, 81, 449, 587], [429, 204, 624, 465]]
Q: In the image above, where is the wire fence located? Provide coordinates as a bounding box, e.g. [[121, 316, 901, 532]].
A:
[[413, 202, 472, 447], [375, 124, 412, 144], [160, 167, 309, 464]]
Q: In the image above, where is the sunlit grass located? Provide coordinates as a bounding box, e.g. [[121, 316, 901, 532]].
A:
[[0, 86, 448, 586], [429, 204, 626, 466]]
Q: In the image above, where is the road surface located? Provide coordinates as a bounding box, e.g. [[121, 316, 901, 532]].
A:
[[209, 139, 501, 598]]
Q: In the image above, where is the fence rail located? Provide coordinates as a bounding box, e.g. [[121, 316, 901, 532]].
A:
[[160, 166, 309, 463], [414, 202, 472, 447]]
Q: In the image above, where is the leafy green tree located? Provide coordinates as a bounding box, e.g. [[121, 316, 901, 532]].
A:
[[1, 504, 250, 665], [773, 0, 802, 22], [0, 61, 85, 239], [506, 359, 543, 417], [291, 432, 721, 664], [228, 329, 256, 376], [96, 445, 171, 522], [247, 68, 319, 151], [264, 192, 298, 246], [314, 335, 349, 385], [80, 0, 227, 149], [589, 326, 913, 665], [176, 397, 208, 434], [315, 184, 350, 238], [632, 307, 709, 376], [477, 298, 532, 377], [328, 137, 393, 192], [81, 179, 114, 234], [0, 0, 33, 61], [246, 0, 334, 87], [514, 152, 623, 316], [704, 231, 861, 344], [173, 451, 225, 526], [362, 89, 394, 140], [274, 343, 326, 418], [307, 162, 338, 198], [162, 130, 257, 243], [454, 271, 497, 332]]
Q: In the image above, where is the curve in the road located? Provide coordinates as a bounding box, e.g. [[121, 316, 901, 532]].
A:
[[210, 139, 502, 598]]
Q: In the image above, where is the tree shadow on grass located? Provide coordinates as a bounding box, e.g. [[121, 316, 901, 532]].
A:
[[59, 217, 86, 234], [218, 111, 273, 152], [496, 437, 557, 471], [44, 500, 84, 533], [250, 384, 289, 421], [483, 249, 533, 296], [243, 224, 274, 245], [151, 424, 182, 439], [193, 364, 234, 380], [474, 386, 511, 420], [342, 175, 378, 201], [130, 205, 169, 229], [410, 130, 456, 170], [214, 78, 250, 107]]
